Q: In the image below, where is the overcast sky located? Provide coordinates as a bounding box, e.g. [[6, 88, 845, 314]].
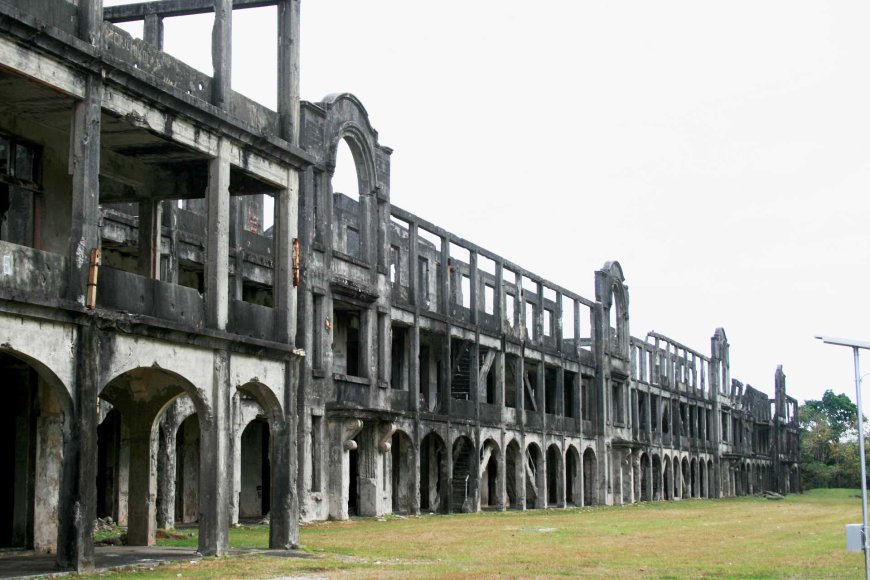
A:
[[108, 1, 870, 411]]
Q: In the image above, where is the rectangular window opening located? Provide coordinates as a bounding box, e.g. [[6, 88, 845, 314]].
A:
[[484, 284, 495, 315]]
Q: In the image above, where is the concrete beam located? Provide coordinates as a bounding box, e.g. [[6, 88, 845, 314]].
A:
[[104, 0, 276, 22]]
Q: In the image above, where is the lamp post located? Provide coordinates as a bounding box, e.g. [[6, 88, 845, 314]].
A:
[[816, 335, 870, 580]]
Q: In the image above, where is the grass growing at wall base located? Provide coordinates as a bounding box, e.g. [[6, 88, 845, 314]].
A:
[[86, 489, 863, 578]]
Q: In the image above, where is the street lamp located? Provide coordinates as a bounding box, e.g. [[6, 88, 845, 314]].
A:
[[816, 335, 870, 580]]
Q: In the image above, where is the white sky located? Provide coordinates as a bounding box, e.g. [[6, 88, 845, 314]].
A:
[[107, 0, 870, 411]]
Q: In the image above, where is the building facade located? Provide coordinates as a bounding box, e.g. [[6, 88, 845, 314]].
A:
[[0, 0, 799, 574]]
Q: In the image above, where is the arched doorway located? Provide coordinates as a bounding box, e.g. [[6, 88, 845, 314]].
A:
[[0, 350, 70, 552], [526, 443, 545, 509], [652, 454, 662, 500], [390, 430, 415, 514], [452, 435, 476, 513], [97, 407, 123, 524], [640, 453, 650, 501], [420, 432, 447, 513], [699, 459, 706, 498], [238, 419, 270, 520], [681, 457, 690, 499], [566, 446, 581, 506], [99, 367, 208, 549], [582, 447, 597, 506], [546, 444, 563, 507], [708, 459, 715, 498], [480, 439, 501, 509], [175, 413, 200, 524], [505, 440, 522, 509]]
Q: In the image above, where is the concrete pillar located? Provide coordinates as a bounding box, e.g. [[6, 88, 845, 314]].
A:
[[410, 432, 421, 516], [126, 413, 157, 546], [205, 139, 230, 330], [197, 350, 231, 556], [211, 0, 231, 108], [137, 199, 162, 279], [277, 0, 301, 144], [271, 358, 299, 548], [143, 13, 163, 49], [275, 170, 299, 344], [56, 323, 99, 572], [156, 422, 177, 530], [34, 410, 64, 551], [67, 75, 103, 305]]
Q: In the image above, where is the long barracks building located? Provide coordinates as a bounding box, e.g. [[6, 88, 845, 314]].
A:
[[0, 0, 800, 573]]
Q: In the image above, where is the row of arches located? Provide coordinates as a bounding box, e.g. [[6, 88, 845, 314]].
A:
[[0, 344, 294, 560], [344, 429, 602, 517]]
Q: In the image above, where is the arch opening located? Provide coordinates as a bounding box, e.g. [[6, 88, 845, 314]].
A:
[[0, 351, 70, 552], [480, 439, 501, 510], [525, 443, 544, 509], [420, 432, 447, 514], [390, 430, 414, 515], [451, 436, 476, 513], [566, 446, 581, 506], [582, 448, 597, 506], [546, 444, 562, 507]]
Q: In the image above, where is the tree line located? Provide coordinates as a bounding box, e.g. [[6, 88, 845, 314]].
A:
[[799, 389, 865, 489]]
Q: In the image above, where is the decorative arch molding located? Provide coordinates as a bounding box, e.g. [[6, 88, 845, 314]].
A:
[[0, 345, 73, 416], [595, 261, 630, 356], [0, 318, 76, 404], [307, 92, 392, 198]]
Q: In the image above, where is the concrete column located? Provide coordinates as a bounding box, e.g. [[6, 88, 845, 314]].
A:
[[34, 409, 65, 552], [410, 431, 421, 516], [469, 251, 478, 324], [126, 413, 157, 546], [357, 426, 378, 516], [269, 376, 298, 548], [143, 13, 164, 49], [137, 199, 162, 279], [205, 139, 230, 330], [409, 321, 420, 410], [277, 0, 301, 144], [275, 169, 299, 344], [79, 0, 103, 46], [439, 235, 450, 314], [211, 0, 232, 109], [67, 75, 103, 305], [198, 350, 231, 556], [156, 423, 177, 530], [162, 201, 180, 284], [408, 222, 418, 306], [56, 323, 99, 572]]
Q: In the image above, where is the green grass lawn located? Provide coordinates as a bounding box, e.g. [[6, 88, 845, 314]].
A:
[[86, 489, 864, 579]]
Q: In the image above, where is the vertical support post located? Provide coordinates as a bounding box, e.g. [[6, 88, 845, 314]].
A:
[[126, 411, 157, 546], [206, 139, 230, 330], [199, 350, 231, 556], [56, 323, 99, 572], [439, 235, 450, 315], [275, 169, 299, 344], [212, 0, 232, 108], [853, 346, 870, 580], [143, 12, 164, 49], [270, 358, 300, 548], [277, 0, 301, 144], [68, 76, 103, 304], [137, 200, 162, 280]]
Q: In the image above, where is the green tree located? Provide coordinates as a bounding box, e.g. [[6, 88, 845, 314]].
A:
[[799, 390, 863, 490]]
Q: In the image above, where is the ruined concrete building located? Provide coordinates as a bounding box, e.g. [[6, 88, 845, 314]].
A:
[[0, 0, 800, 573]]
